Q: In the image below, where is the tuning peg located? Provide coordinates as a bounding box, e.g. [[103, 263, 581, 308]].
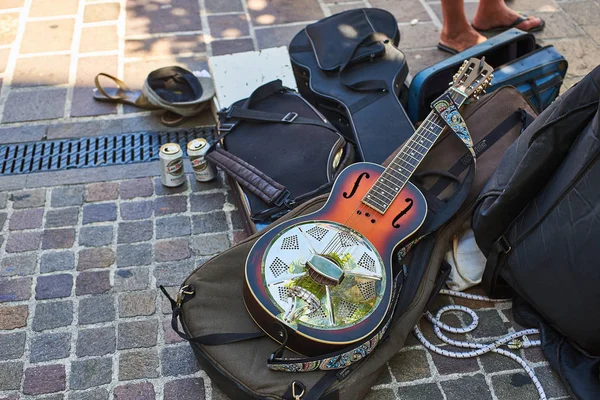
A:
[[448, 81, 454, 86]]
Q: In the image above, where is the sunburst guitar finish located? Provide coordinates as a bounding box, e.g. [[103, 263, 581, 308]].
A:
[[243, 163, 427, 356]]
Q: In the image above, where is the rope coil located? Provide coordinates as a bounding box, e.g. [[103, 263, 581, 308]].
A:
[[414, 289, 546, 399]]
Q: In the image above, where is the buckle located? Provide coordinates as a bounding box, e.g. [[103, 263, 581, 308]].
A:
[[273, 190, 292, 207], [497, 236, 512, 253], [176, 285, 195, 307], [282, 112, 298, 123], [218, 123, 235, 132]]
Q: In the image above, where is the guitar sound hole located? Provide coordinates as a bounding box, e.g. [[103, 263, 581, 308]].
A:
[[371, 219, 376, 224]]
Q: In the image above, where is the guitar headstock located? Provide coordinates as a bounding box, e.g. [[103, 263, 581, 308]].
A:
[[451, 57, 494, 101]]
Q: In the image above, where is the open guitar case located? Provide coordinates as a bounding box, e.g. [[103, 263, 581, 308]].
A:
[[289, 9, 414, 164]]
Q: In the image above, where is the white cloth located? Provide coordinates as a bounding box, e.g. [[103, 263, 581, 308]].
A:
[[445, 222, 487, 291]]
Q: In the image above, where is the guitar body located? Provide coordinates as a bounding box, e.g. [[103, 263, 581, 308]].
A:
[[243, 162, 427, 356]]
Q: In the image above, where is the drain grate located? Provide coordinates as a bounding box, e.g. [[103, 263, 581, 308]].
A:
[[0, 126, 215, 176]]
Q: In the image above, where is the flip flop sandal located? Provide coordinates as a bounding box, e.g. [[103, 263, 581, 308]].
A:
[[472, 14, 545, 34], [160, 111, 186, 127], [93, 73, 161, 110], [437, 43, 459, 55]]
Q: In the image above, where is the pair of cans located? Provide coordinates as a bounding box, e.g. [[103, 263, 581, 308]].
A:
[[159, 138, 217, 187]]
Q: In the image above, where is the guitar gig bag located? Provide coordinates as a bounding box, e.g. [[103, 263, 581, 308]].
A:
[[163, 86, 537, 399], [289, 9, 415, 164]]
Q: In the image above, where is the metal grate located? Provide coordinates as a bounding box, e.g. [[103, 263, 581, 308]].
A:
[[0, 126, 215, 176]]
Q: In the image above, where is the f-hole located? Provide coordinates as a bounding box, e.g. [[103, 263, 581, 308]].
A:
[[343, 172, 370, 199], [392, 198, 414, 228]]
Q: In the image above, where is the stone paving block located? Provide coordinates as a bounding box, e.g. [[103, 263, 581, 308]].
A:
[[116, 243, 152, 267], [161, 344, 199, 376], [0, 361, 23, 390], [0, 0, 22, 9], [190, 174, 225, 192], [10, 208, 44, 230], [23, 364, 66, 395], [84, 2, 120, 22], [48, 119, 122, 140], [117, 319, 158, 349], [13, 54, 72, 88], [370, 0, 431, 22], [80, 25, 118, 53], [30, 332, 71, 363], [208, 14, 250, 39], [0, 305, 28, 330], [584, 25, 600, 46], [396, 383, 444, 400], [548, 37, 600, 77], [52, 186, 84, 207], [10, 189, 45, 209], [404, 48, 449, 75], [0, 48, 10, 74], [79, 226, 114, 247], [70, 358, 112, 390], [86, 182, 119, 202], [191, 233, 230, 255], [119, 349, 160, 380], [212, 38, 255, 55], [255, 24, 305, 49], [248, 0, 324, 26], [114, 382, 156, 400], [72, 56, 118, 118], [0, 212, 6, 230], [120, 200, 153, 220], [42, 228, 76, 250], [120, 178, 153, 199], [562, 1, 600, 25], [524, 347, 546, 363], [0, 277, 32, 302], [471, 309, 508, 339], [155, 196, 187, 216], [68, 388, 109, 400], [192, 212, 228, 234], [154, 177, 187, 195], [115, 267, 149, 291], [76, 327, 116, 357], [163, 378, 205, 400], [3, 88, 67, 123], [82, 203, 117, 224], [79, 294, 116, 325], [33, 300, 73, 331], [0, 13, 20, 46], [76, 270, 111, 295], [126, 0, 202, 35], [534, 10, 584, 39], [535, 365, 568, 398], [36, 274, 73, 299], [77, 247, 115, 270], [118, 220, 153, 243], [125, 35, 206, 58], [0, 192, 7, 208], [156, 216, 191, 238], [163, 318, 185, 344], [119, 290, 156, 317], [389, 348, 431, 382], [0, 332, 26, 360], [431, 350, 480, 375], [153, 260, 196, 287], [441, 374, 493, 400], [190, 193, 225, 212], [41, 251, 75, 273], [1, 254, 37, 277], [30, 0, 78, 17], [45, 207, 79, 228], [155, 239, 191, 262], [399, 23, 440, 50], [327, 2, 368, 14], [21, 19, 75, 53], [205, 0, 243, 13], [491, 372, 537, 400]]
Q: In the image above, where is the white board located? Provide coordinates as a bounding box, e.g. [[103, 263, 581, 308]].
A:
[[208, 46, 298, 109]]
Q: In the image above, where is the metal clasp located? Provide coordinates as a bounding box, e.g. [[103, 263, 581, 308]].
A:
[[218, 123, 235, 132], [176, 285, 194, 307], [282, 112, 298, 123], [292, 381, 305, 400]]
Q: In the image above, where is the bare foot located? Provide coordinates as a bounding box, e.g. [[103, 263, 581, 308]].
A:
[[473, 6, 543, 31], [440, 26, 487, 52]]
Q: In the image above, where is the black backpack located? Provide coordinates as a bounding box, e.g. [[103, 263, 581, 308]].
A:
[[472, 66, 600, 399]]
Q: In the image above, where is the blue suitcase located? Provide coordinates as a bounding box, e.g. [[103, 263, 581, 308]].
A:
[[407, 29, 568, 122]]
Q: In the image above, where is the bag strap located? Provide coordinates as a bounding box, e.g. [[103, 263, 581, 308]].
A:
[[206, 148, 292, 208], [221, 107, 339, 134]]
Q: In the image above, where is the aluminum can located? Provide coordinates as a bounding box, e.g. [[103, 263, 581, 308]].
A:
[[159, 143, 185, 187], [187, 138, 217, 182]]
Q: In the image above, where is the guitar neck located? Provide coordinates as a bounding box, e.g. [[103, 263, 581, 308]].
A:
[[362, 111, 445, 214]]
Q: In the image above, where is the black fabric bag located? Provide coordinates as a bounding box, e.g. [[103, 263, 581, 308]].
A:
[[289, 8, 414, 164], [165, 87, 536, 400], [472, 66, 600, 399], [209, 80, 354, 225]]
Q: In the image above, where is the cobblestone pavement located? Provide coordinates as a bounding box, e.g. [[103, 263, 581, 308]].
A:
[[0, 0, 598, 399]]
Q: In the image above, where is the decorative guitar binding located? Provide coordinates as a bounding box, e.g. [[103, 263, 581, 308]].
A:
[[243, 58, 493, 370]]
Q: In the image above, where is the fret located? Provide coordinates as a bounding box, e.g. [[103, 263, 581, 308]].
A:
[[363, 194, 388, 211], [379, 176, 402, 191], [382, 170, 404, 184], [405, 140, 428, 154], [370, 183, 395, 201]]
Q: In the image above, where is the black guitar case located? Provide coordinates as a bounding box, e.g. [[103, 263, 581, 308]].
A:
[[289, 9, 414, 164]]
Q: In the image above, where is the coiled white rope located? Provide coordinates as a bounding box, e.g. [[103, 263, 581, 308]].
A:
[[413, 289, 546, 400]]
